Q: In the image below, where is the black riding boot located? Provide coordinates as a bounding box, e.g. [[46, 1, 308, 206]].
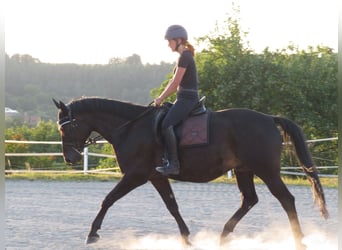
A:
[[156, 126, 180, 175]]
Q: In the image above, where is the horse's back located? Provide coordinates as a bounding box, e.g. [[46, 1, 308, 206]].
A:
[[212, 108, 282, 148], [176, 108, 283, 182], [214, 108, 273, 124], [212, 108, 283, 168]]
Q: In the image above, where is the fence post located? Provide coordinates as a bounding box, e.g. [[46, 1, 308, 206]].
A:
[[83, 147, 88, 174]]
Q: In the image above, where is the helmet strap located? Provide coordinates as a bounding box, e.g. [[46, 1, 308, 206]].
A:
[[175, 40, 182, 51]]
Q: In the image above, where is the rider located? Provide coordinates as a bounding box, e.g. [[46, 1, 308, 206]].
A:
[[154, 25, 200, 175]]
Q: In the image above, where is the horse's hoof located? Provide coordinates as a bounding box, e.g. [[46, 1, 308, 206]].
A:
[[181, 235, 192, 246], [296, 242, 307, 250], [219, 236, 228, 246], [85, 233, 100, 244]]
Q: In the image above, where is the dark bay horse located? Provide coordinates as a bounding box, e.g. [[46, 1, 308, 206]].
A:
[[53, 97, 328, 250]]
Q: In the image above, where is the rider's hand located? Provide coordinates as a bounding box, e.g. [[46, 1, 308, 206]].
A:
[[154, 97, 163, 107]]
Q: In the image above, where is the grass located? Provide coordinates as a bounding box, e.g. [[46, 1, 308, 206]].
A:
[[214, 175, 338, 188], [5, 172, 122, 182], [5, 171, 338, 188]]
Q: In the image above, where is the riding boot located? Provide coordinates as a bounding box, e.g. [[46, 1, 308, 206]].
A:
[[156, 126, 180, 175]]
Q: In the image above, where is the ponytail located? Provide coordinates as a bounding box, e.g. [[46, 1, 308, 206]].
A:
[[184, 40, 195, 56]]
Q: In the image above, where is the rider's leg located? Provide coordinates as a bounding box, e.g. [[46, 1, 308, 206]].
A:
[[156, 126, 180, 175], [155, 97, 198, 175]]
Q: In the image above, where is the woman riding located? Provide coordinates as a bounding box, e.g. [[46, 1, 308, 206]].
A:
[[154, 25, 200, 175]]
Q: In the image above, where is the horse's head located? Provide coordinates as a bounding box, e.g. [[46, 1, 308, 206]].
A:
[[53, 99, 92, 164]]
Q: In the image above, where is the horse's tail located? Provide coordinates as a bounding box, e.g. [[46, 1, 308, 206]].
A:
[[273, 116, 329, 219]]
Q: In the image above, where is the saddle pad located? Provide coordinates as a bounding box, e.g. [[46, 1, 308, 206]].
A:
[[179, 112, 209, 147]]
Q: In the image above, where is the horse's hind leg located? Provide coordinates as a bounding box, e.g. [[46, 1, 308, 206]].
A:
[[150, 176, 191, 245], [220, 169, 258, 244], [258, 173, 306, 250]]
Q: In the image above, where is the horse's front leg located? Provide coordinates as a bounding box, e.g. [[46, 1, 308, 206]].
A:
[[86, 174, 148, 244], [150, 175, 191, 246]]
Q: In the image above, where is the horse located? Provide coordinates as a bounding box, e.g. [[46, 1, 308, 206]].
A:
[[53, 97, 328, 250]]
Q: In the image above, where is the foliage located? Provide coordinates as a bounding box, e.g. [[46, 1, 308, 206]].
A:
[[195, 17, 337, 140], [5, 120, 62, 169], [150, 72, 175, 102], [5, 54, 173, 121], [5, 120, 120, 170], [97, 144, 119, 171]]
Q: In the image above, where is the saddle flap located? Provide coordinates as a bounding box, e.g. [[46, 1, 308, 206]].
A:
[[153, 96, 209, 146], [178, 112, 209, 147]]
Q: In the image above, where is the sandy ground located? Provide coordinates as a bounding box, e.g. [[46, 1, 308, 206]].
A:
[[5, 180, 338, 250]]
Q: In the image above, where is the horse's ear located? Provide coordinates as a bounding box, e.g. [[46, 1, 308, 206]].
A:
[[58, 101, 69, 115], [52, 98, 68, 114], [52, 98, 60, 109]]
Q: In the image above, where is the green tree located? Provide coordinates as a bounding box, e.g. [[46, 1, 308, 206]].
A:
[[195, 10, 253, 109], [97, 144, 119, 171], [5, 120, 62, 169], [5, 53, 173, 121], [5, 132, 29, 169], [194, 14, 337, 136]]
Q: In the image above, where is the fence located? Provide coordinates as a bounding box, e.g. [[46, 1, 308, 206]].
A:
[[4, 139, 115, 174], [4, 137, 338, 177]]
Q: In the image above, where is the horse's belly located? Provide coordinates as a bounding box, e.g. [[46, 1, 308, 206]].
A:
[[177, 147, 236, 182]]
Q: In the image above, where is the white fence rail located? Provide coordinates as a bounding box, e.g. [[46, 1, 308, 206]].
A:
[[4, 138, 338, 177]]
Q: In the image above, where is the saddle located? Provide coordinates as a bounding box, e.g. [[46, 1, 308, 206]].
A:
[[155, 96, 210, 147]]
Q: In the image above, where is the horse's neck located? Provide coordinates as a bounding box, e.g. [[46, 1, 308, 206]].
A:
[[72, 99, 149, 139], [86, 105, 151, 143], [72, 98, 148, 121], [108, 100, 149, 121], [88, 113, 126, 143]]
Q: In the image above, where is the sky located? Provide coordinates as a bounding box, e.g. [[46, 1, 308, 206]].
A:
[[5, 0, 338, 65]]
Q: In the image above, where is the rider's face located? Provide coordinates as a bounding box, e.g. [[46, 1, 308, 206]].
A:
[[168, 39, 177, 52]]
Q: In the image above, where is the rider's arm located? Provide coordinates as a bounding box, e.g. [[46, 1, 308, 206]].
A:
[[155, 67, 186, 106]]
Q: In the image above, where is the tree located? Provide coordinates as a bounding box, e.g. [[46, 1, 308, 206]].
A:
[[5, 120, 63, 169], [5, 53, 173, 121], [195, 9, 253, 109], [195, 15, 337, 137]]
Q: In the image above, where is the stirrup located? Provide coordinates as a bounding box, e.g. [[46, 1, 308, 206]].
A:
[[156, 161, 179, 175]]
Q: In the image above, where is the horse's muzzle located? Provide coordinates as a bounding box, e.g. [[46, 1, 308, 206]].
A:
[[63, 146, 83, 164]]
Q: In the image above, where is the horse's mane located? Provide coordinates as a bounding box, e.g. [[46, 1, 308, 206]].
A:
[[68, 97, 150, 120]]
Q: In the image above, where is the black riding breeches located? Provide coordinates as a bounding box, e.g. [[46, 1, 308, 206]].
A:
[[161, 96, 198, 130]]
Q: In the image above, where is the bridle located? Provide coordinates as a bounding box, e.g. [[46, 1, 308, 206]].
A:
[[57, 117, 89, 157], [57, 104, 103, 158], [57, 103, 155, 155]]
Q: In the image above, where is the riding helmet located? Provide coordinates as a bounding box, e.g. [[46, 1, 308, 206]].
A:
[[164, 25, 188, 40]]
